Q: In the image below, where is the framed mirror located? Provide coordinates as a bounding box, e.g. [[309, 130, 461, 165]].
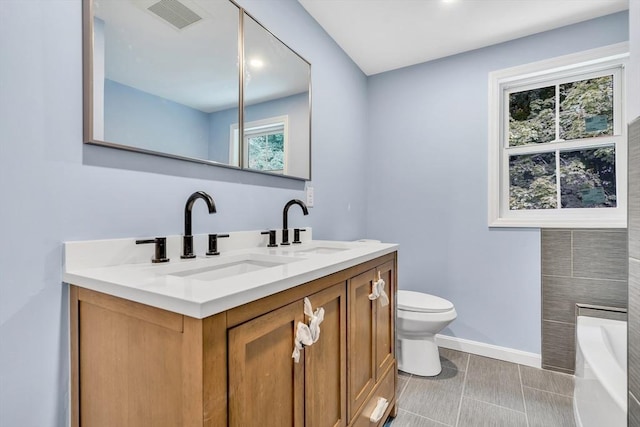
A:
[[83, 0, 311, 180]]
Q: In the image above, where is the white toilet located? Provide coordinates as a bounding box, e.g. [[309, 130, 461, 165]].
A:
[[397, 290, 457, 376]]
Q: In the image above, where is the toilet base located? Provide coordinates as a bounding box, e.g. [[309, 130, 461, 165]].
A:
[[398, 336, 442, 377]]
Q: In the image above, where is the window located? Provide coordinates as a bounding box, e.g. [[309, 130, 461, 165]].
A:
[[244, 121, 286, 173], [230, 115, 288, 174], [488, 43, 628, 228]]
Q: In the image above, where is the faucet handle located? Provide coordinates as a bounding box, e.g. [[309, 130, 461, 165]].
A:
[[207, 233, 230, 256], [292, 228, 306, 244], [261, 230, 278, 247], [136, 237, 170, 263]]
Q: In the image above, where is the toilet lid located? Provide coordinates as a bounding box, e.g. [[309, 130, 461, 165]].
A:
[[397, 290, 454, 313]]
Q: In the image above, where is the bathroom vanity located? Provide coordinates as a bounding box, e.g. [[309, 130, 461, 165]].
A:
[[65, 233, 398, 427]]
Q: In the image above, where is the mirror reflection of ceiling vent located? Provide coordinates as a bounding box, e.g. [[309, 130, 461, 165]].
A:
[[147, 0, 202, 30]]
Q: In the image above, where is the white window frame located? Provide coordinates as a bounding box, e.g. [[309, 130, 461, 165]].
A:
[[488, 43, 629, 228], [230, 115, 289, 173]]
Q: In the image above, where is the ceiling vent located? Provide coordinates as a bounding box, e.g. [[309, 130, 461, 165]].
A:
[[146, 0, 202, 30]]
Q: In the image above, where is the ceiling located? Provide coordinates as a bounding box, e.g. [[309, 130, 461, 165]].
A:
[[297, 0, 629, 76]]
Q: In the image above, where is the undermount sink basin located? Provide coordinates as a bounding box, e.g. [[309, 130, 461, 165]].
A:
[[284, 241, 354, 256], [168, 254, 298, 281], [293, 246, 349, 255]]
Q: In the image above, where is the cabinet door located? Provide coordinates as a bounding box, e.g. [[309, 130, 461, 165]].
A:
[[79, 300, 185, 427], [74, 288, 218, 427], [228, 300, 304, 427], [374, 260, 395, 379], [305, 282, 347, 427], [347, 270, 376, 421]]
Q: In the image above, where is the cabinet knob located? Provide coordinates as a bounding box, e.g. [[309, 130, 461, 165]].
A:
[[369, 271, 389, 307], [369, 397, 390, 423], [291, 297, 325, 363]]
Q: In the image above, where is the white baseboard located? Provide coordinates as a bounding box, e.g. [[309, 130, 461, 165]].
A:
[[436, 334, 541, 369]]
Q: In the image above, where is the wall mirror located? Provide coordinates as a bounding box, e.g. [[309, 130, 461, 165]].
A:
[[83, 0, 311, 180], [240, 12, 311, 178]]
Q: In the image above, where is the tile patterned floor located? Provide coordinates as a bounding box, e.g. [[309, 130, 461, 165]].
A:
[[389, 348, 575, 427]]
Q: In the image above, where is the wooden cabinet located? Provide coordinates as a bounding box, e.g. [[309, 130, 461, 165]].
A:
[[228, 300, 305, 427], [70, 287, 227, 427], [70, 252, 396, 427], [305, 283, 348, 427], [347, 270, 376, 417], [228, 282, 347, 427], [347, 260, 396, 423], [374, 260, 395, 380]]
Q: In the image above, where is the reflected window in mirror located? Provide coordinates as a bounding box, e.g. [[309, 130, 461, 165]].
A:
[[242, 12, 311, 179], [232, 117, 288, 174]]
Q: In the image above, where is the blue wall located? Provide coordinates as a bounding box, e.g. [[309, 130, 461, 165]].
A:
[[105, 79, 211, 158], [366, 11, 629, 353], [208, 105, 237, 163], [0, 0, 368, 425]]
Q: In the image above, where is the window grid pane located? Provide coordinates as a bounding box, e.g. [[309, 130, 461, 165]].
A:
[[508, 86, 556, 147], [559, 146, 616, 208], [509, 152, 557, 210], [559, 75, 614, 141]]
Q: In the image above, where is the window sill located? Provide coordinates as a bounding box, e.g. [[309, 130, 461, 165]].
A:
[[488, 215, 627, 229]]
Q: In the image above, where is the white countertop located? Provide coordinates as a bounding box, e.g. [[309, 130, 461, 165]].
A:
[[63, 230, 398, 318]]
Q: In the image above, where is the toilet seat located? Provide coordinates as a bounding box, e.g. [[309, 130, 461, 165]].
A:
[[398, 290, 454, 313]]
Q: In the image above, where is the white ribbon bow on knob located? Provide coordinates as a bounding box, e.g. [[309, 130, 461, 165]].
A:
[[292, 297, 325, 363], [369, 272, 389, 307]]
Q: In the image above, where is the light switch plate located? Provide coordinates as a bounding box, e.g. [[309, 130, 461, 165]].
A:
[[306, 186, 314, 207]]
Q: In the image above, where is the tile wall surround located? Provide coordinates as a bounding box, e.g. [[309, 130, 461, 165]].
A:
[[629, 117, 640, 425], [541, 228, 628, 373]]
